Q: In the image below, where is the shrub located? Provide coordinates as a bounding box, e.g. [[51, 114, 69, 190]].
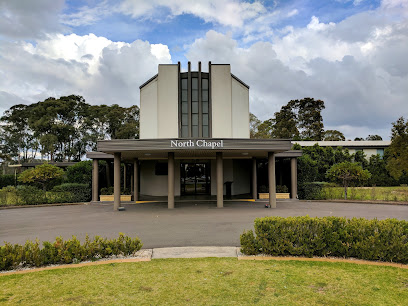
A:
[[51, 183, 91, 202], [0, 186, 19, 205], [16, 185, 46, 205], [276, 185, 289, 193], [18, 163, 64, 191], [101, 186, 114, 195], [66, 161, 92, 185], [100, 187, 130, 195], [0, 174, 15, 188], [298, 182, 327, 200], [240, 216, 408, 264], [0, 233, 143, 271]]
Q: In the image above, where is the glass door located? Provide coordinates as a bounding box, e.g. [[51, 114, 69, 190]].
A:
[[181, 162, 210, 195]]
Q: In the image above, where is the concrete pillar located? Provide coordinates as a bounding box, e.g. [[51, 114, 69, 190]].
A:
[[168, 152, 175, 209], [216, 152, 223, 208], [92, 159, 99, 202], [114, 152, 121, 211], [291, 157, 298, 199], [268, 152, 276, 208], [134, 159, 139, 202], [252, 157, 257, 200]]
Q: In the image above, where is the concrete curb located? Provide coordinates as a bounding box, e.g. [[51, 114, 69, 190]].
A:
[[0, 202, 89, 210], [2, 246, 407, 276]]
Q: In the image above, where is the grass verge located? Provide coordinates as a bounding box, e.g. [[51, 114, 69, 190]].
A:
[[1, 258, 407, 305], [322, 186, 408, 202]]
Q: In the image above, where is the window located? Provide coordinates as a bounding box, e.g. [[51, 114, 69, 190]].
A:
[[179, 72, 210, 138], [202, 78, 209, 137], [192, 78, 199, 137], [181, 78, 188, 137], [377, 148, 384, 158]]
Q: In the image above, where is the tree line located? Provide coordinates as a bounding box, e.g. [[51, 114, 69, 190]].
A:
[[250, 97, 382, 141], [0, 95, 139, 163]]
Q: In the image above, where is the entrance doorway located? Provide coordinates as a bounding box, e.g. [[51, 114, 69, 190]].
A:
[[180, 162, 211, 195]]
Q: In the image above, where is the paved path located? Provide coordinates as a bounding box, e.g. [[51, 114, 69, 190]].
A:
[[1, 201, 407, 247]]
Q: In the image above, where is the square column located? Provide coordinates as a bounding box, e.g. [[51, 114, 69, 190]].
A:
[[114, 152, 121, 211], [291, 157, 298, 199], [268, 152, 276, 208], [252, 157, 257, 200], [168, 152, 175, 209], [92, 159, 99, 202], [216, 152, 223, 208], [134, 159, 139, 202]]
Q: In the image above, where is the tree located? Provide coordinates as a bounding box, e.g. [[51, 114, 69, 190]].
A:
[[249, 113, 261, 138], [271, 104, 299, 139], [1, 104, 36, 163], [366, 135, 383, 141], [323, 130, 345, 141], [18, 163, 64, 191], [367, 154, 396, 186], [354, 137, 364, 141], [66, 161, 93, 185], [326, 162, 371, 199], [386, 117, 408, 180], [291, 98, 325, 140]]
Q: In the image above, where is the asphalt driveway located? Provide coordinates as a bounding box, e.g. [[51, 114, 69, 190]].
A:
[[1, 200, 407, 248]]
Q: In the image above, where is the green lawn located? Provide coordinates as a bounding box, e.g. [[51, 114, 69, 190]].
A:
[[1, 258, 407, 305], [322, 186, 408, 201]]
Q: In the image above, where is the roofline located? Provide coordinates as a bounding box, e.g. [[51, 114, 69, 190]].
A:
[[139, 74, 158, 89], [231, 73, 250, 89]]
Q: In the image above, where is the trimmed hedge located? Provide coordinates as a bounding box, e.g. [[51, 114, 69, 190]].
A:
[[0, 233, 143, 271], [0, 184, 91, 206], [51, 183, 91, 202], [240, 216, 408, 264]]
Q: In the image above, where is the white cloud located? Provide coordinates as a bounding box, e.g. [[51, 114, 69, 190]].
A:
[[0, 0, 66, 39], [0, 34, 171, 116], [59, 0, 113, 27], [119, 0, 266, 27]]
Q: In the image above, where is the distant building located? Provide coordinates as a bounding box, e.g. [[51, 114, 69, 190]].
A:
[[292, 141, 390, 158]]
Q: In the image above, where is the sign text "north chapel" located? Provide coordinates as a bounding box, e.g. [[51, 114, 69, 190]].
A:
[[170, 140, 223, 149]]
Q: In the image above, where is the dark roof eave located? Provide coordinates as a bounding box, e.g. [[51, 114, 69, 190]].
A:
[[139, 74, 158, 89], [231, 73, 250, 89]]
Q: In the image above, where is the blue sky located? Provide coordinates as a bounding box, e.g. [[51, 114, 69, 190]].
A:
[[0, 0, 407, 139]]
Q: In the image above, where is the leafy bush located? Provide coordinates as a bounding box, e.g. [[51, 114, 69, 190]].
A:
[[240, 216, 408, 264], [0, 233, 143, 271], [0, 174, 15, 188], [18, 163, 64, 191], [100, 187, 130, 195], [298, 182, 328, 200], [276, 185, 289, 193], [51, 183, 91, 202], [101, 186, 114, 195], [16, 185, 46, 205], [66, 161, 92, 185], [0, 186, 19, 205]]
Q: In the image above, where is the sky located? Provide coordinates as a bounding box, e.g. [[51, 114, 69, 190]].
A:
[[0, 0, 407, 140]]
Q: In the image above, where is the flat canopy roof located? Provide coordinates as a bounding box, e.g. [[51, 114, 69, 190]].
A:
[[91, 138, 300, 161]]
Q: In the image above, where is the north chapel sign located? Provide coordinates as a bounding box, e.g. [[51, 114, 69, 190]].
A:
[[170, 139, 224, 149]]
